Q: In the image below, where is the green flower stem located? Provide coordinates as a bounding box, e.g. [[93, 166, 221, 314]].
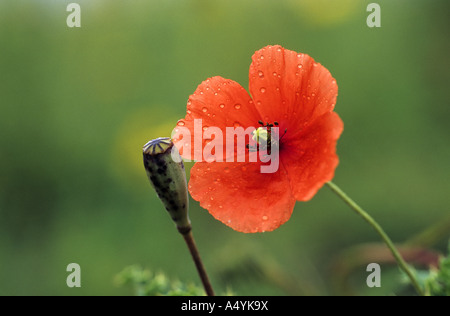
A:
[[326, 181, 425, 296]]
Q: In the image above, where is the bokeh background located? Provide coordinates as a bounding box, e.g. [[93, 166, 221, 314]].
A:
[[0, 0, 449, 296]]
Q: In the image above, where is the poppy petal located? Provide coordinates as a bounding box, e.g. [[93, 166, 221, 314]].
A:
[[188, 161, 296, 233], [281, 111, 344, 201], [248, 45, 338, 141], [172, 76, 261, 162]]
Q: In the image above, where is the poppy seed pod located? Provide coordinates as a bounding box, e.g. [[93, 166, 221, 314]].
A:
[[143, 137, 191, 233]]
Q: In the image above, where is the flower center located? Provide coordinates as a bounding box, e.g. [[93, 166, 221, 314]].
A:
[[247, 121, 286, 154], [252, 127, 269, 144]]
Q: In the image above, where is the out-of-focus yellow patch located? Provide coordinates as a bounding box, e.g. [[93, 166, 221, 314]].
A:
[[288, 0, 360, 27], [110, 107, 187, 193]]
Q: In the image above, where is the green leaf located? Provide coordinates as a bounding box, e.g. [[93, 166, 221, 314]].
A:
[[115, 265, 232, 296]]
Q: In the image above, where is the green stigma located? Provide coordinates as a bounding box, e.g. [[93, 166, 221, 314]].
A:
[[252, 127, 269, 144]]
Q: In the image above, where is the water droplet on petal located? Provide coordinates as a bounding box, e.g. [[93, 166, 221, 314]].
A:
[[272, 72, 277, 77], [177, 120, 185, 126], [297, 64, 303, 69], [202, 107, 208, 113], [258, 71, 264, 78], [203, 126, 209, 131], [210, 197, 214, 201], [219, 103, 225, 109], [234, 104, 241, 110], [262, 215, 268, 221], [260, 55, 264, 60], [260, 87, 266, 93], [187, 109, 192, 114]]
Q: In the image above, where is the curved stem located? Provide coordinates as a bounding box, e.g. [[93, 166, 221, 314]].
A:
[[326, 181, 424, 296]]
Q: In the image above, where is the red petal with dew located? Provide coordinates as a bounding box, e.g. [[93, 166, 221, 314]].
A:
[[172, 76, 260, 162], [281, 112, 344, 201], [248, 45, 338, 142], [188, 161, 296, 233]]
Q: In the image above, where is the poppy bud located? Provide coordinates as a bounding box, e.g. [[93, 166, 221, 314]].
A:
[[143, 137, 191, 233]]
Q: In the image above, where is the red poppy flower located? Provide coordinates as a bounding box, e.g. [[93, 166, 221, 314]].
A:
[[172, 45, 343, 233]]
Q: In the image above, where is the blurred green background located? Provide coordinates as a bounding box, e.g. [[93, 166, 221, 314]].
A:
[[0, 0, 449, 296]]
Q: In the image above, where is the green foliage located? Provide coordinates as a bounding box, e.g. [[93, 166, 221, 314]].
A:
[[116, 265, 235, 296], [424, 244, 450, 296], [115, 265, 206, 296], [406, 243, 450, 296]]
